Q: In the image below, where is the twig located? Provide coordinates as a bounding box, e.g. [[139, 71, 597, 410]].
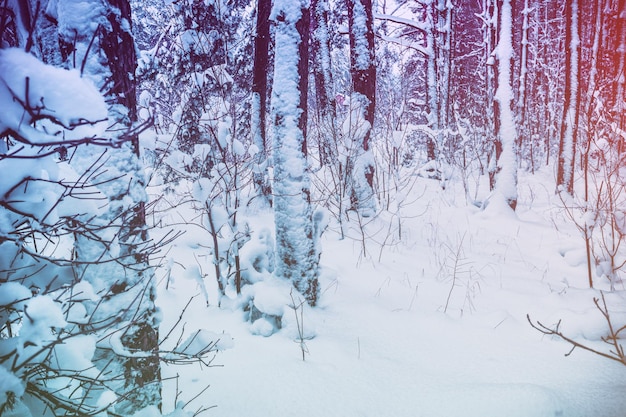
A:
[[527, 292, 626, 366]]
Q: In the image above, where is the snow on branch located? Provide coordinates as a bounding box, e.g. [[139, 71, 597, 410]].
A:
[[0, 48, 111, 149], [374, 12, 430, 32], [376, 33, 430, 57]]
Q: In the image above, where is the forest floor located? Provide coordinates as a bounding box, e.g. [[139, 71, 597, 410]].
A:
[[151, 167, 626, 417]]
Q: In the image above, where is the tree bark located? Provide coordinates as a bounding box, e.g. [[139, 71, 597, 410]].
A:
[[556, 0, 580, 196], [252, 0, 271, 157], [348, 0, 377, 216], [251, 0, 272, 201]]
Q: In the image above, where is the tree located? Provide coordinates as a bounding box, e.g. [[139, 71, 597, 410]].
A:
[[515, 0, 530, 162], [0, 44, 161, 416], [252, 0, 273, 200], [48, 0, 162, 412], [490, 0, 518, 210], [556, 0, 580, 196], [429, 0, 454, 164], [271, 0, 320, 306], [347, 0, 377, 216], [310, 0, 338, 165]]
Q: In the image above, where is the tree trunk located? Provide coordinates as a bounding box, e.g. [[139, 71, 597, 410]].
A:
[[434, 0, 453, 163], [426, 3, 438, 162], [516, 0, 530, 163], [272, 0, 319, 306], [485, 0, 498, 191], [492, 0, 518, 210], [348, 0, 377, 216], [556, 0, 580, 196], [311, 0, 338, 165], [614, 0, 626, 153], [252, 0, 272, 201], [56, 0, 162, 412]]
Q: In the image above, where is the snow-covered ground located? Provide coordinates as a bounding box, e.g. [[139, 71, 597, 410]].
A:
[[152, 168, 626, 417]]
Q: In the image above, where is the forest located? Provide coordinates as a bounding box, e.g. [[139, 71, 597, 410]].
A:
[[1, 0, 626, 416]]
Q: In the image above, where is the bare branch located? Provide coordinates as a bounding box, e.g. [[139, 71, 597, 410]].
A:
[[527, 292, 626, 366]]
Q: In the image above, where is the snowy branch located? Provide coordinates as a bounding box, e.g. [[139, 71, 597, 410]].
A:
[[376, 33, 430, 57], [374, 13, 430, 32]]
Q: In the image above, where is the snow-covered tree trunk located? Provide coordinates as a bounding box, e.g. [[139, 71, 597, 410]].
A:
[[492, 0, 518, 210], [53, 0, 162, 412], [348, 0, 377, 217], [556, 0, 580, 196], [271, 0, 320, 306], [311, 0, 338, 165]]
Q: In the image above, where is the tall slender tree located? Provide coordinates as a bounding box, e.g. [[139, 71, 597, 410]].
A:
[[311, 0, 337, 165], [516, 0, 530, 157], [271, 0, 320, 305], [556, 0, 580, 196], [347, 0, 377, 216], [252, 0, 272, 200], [431, 0, 454, 163], [613, 0, 626, 151], [492, 0, 519, 210]]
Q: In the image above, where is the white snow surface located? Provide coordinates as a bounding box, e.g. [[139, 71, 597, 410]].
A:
[[153, 167, 626, 417]]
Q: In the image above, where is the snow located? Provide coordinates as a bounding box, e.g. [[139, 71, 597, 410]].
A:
[[0, 283, 31, 308], [153, 167, 626, 417], [56, 0, 109, 79], [250, 279, 292, 317], [0, 367, 24, 409], [16, 296, 67, 363], [0, 48, 108, 145], [174, 329, 234, 356], [351, 0, 371, 70]]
